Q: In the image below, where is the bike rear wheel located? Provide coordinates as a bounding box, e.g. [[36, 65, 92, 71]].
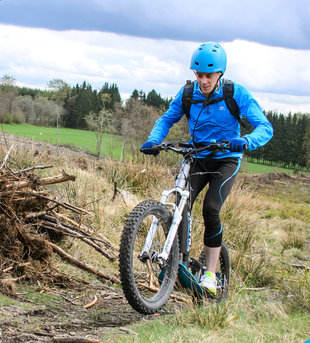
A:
[[199, 242, 230, 301], [119, 200, 179, 314]]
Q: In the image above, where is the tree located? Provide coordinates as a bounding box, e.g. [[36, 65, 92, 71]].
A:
[[47, 79, 71, 105], [130, 89, 139, 101], [32, 97, 63, 126], [100, 83, 122, 110], [0, 75, 18, 122], [63, 81, 101, 129], [0, 75, 16, 88], [145, 89, 164, 108], [85, 94, 113, 159], [122, 99, 161, 156], [303, 123, 310, 168]]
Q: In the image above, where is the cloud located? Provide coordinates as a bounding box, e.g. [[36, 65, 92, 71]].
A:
[[0, 0, 309, 49], [0, 24, 309, 114], [224, 40, 310, 96]]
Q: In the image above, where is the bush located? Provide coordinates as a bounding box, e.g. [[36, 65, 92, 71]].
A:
[[3, 113, 14, 124]]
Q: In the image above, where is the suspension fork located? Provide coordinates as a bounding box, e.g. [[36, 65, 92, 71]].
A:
[[157, 188, 189, 263], [138, 187, 189, 263], [139, 160, 191, 265]]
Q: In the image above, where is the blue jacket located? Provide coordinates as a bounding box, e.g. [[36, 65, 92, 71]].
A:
[[148, 79, 273, 158]]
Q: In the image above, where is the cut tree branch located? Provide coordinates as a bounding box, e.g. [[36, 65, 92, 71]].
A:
[[48, 241, 121, 284]]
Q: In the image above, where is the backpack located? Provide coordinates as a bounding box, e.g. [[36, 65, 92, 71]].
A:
[[182, 79, 246, 128]]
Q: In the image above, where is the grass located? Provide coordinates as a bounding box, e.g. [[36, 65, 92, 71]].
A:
[[1, 123, 124, 159], [240, 158, 298, 174], [104, 292, 310, 342], [1, 133, 310, 342], [2, 123, 307, 176]]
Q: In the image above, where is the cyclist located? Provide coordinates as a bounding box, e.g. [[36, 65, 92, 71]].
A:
[[140, 42, 273, 295]]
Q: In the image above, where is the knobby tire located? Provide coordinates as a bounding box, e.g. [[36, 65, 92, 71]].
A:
[[119, 200, 179, 314]]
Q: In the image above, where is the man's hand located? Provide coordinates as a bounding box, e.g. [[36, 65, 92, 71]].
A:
[[230, 137, 248, 152], [140, 141, 159, 155]]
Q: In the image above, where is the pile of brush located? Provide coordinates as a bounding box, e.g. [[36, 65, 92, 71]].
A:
[[0, 144, 119, 297]]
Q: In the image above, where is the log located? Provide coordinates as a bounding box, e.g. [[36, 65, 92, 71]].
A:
[[48, 242, 121, 284], [5, 170, 76, 191]]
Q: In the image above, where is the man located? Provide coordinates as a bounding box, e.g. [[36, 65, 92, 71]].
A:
[[140, 42, 273, 294]]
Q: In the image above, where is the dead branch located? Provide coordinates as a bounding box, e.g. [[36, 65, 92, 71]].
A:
[[26, 211, 118, 261], [240, 287, 270, 292], [0, 288, 35, 303], [4, 170, 76, 191], [12, 164, 53, 175], [291, 263, 310, 271], [51, 211, 95, 234], [51, 211, 117, 250], [6, 190, 88, 214], [40, 219, 117, 261], [137, 282, 189, 303], [112, 177, 120, 201], [48, 241, 121, 284], [0, 143, 15, 169], [83, 295, 98, 309], [1, 262, 31, 274]]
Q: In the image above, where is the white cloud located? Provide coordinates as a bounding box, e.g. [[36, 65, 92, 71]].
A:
[[0, 24, 309, 114], [224, 40, 310, 96]]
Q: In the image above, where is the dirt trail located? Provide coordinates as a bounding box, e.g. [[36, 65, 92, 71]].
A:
[[0, 282, 157, 342]]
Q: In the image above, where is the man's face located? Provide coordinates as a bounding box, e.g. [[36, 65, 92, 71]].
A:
[[195, 71, 221, 97]]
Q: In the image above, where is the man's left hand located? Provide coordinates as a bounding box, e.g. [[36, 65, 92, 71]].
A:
[[230, 137, 248, 152]]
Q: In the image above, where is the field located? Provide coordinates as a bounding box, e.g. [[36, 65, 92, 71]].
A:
[[0, 133, 309, 343], [1, 123, 124, 159], [1, 123, 301, 175]]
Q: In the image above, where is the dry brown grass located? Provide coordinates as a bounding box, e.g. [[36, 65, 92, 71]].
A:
[[1, 138, 310, 315]]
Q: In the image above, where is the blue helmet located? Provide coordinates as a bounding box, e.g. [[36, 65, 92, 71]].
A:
[[190, 42, 227, 74]]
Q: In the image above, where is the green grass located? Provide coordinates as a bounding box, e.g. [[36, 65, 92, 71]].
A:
[[1, 123, 124, 159], [2, 123, 306, 175], [104, 292, 310, 343], [240, 158, 296, 174]]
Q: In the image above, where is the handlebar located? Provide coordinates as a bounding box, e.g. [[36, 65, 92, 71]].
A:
[[141, 141, 232, 156]]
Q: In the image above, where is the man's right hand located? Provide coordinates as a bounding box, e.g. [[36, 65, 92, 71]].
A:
[[140, 141, 158, 155]]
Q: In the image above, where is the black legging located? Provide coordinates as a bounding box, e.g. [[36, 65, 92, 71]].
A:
[[189, 157, 241, 247]]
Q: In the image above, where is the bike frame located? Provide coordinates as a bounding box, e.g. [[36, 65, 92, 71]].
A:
[[140, 157, 193, 267]]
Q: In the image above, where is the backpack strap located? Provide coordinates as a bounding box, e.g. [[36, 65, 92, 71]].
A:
[[182, 80, 194, 119], [223, 79, 246, 128], [181, 79, 246, 127]]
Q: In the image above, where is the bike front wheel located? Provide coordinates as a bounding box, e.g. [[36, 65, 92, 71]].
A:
[[119, 200, 179, 314]]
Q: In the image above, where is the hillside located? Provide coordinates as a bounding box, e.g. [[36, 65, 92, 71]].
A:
[[0, 134, 309, 343]]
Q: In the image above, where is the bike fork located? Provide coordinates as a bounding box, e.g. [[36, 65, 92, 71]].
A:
[[139, 188, 189, 266]]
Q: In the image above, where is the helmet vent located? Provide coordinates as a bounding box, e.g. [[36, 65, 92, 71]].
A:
[[195, 62, 199, 65], [208, 64, 214, 67]]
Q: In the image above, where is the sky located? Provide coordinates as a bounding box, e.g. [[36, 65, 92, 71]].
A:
[[0, 0, 309, 114]]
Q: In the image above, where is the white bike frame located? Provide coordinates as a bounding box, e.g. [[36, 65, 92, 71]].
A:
[[140, 159, 191, 265]]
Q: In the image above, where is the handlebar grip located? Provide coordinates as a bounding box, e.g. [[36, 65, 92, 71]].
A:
[[140, 144, 161, 156]]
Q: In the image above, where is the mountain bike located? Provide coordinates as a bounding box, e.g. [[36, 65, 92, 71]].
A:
[[119, 141, 231, 315]]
